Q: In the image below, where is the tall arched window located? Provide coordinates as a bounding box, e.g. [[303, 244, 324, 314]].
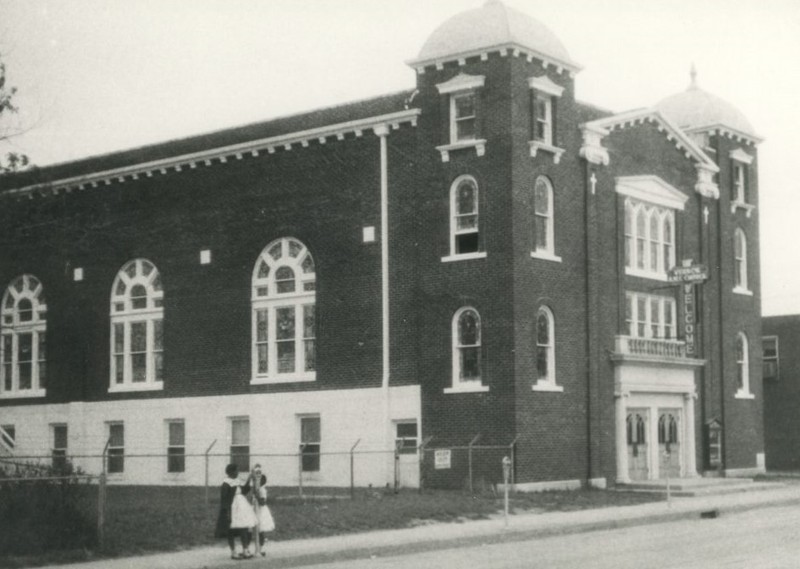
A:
[[110, 259, 164, 391], [252, 237, 316, 382], [450, 175, 480, 256], [624, 198, 676, 277], [533, 176, 555, 256], [1, 275, 47, 397], [450, 307, 483, 390], [734, 228, 748, 292], [533, 306, 562, 392], [735, 332, 752, 397]]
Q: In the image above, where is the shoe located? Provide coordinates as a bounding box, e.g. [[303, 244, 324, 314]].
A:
[[231, 553, 243, 560], [243, 550, 254, 559]]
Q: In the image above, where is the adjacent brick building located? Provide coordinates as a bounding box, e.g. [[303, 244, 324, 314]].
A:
[[0, 1, 765, 488], [762, 315, 799, 470]]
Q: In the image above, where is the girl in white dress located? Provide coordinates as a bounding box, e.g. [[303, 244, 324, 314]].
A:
[[251, 464, 276, 556]]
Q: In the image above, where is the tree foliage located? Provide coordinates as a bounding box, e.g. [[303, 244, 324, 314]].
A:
[[0, 56, 30, 174]]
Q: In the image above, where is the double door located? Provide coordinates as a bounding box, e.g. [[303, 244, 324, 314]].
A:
[[626, 408, 681, 480]]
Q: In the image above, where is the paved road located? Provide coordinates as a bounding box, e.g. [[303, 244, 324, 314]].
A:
[[304, 504, 800, 569]]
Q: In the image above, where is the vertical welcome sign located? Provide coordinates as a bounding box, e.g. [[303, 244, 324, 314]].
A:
[[683, 283, 695, 355]]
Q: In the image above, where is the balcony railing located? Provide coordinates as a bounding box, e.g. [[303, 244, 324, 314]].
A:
[[614, 335, 688, 360]]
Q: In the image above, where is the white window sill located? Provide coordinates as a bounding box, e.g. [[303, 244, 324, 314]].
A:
[[734, 390, 755, 400], [444, 383, 490, 394], [108, 382, 164, 393], [730, 201, 755, 217], [251, 374, 316, 385], [528, 141, 566, 163], [436, 139, 486, 163], [0, 389, 46, 399], [625, 268, 670, 282], [532, 381, 563, 393], [441, 252, 487, 263], [733, 287, 753, 296], [530, 250, 562, 263]]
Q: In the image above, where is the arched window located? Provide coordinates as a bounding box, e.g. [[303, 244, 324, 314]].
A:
[[734, 229, 748, 291], [624, 198, 676, 277], [450, 176, 480, 256], [1, 275, 47, 397], [533, 306, 562, 391], [533, 176, 555, 256], [735, 332, 751, 397], [252, 237, 316, 382], [451, 307, 483, 390], [110, 259, 164, 391]]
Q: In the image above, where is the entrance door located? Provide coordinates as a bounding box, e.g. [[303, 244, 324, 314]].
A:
[[626, 410, 649, 481], [658, 410, 681, 478]]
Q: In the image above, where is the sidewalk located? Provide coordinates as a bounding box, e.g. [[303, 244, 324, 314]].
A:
[[41, 483, 800, 569]]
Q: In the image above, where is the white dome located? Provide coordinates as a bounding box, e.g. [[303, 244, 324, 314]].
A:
[[656, 79, 758, 139], [413, 0, 576, 69]]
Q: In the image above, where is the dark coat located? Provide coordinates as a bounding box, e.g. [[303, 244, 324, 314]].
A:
[[214, 478, 251, 538]]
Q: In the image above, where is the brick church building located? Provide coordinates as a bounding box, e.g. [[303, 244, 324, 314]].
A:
[[0, 1, 764, 488]]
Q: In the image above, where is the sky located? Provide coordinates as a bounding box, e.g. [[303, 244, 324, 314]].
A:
[[1, 0, 799, 315]]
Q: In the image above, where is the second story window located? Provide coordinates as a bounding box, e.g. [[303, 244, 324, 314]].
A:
[[447, 307, 488, 393], [1, 275, 47, 398], [528, 75, 565, 163], [452, 93, 476, 142], [735, 332, 753, 399], [252, 237, 316, 383], [624, 199, 676, 279], [625, 292, 676, 340], [762, 336, 779, 381], [532, 176, 558, 259], [449, 175, 481, 256], [110, 259, 164, 391], [533, 93, 553, 145], [733, 162, 746, 203], [733, 228, 750, 293]]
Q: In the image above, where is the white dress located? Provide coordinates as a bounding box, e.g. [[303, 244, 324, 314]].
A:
[[230, 483, 257, 529], [255, 486, 275, 532]]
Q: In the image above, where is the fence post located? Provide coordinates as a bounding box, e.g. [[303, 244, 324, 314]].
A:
[[204, 439, 217, 513], [418, 436, 433, 495], [298, 443, 306, 498], [97, 472, 106, 549], [350, 439, 361, 499], [468, 434, 481, 494]]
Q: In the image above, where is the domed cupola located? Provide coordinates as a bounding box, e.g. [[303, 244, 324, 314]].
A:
[[409, 0, 580, 74], [655, 66, 762, 144]]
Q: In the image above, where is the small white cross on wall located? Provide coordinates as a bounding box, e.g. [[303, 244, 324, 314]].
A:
[[703, 206, 709, 225], [590, 172, 597, 195]]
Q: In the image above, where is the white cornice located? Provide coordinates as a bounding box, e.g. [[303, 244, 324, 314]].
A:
[[4, 109, 422, 198], [616, 175, 689, 210], [528, 75, 564, 97], [729, 147, 755, 164], [436, 73, 486, 95], [685, 124, 763, 146], [408, 42, 582, 77]]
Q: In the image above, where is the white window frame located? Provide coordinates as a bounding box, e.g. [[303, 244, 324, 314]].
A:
[[165, 419, 186, 474], [451, 92, 477, 143], [435, 73, 486, 161], [106, 421, 125, 475], [1, 275, 47, 399], [733, 162, 746, 204], [762, 335, 779, 381], [1, 424, 15, 452], [446, 307, 488, 393], [729, 148, 755, 216], [531, 176, 561, 262], [735, 332, 754, 399], [527, 75, 565, 162], [625, 292, 677, 339], [299, 414, 321, 473], [51, 423, 68, 470], [251, 237, 316, 383], [394, 420, 419, 455], [109, 259, 164, 392], [623, 199, 676, 280], [444, 175, 486, 261], [533, 306, 562, 392], [733, 228, 751, 294], [229, 416, 250, 472]]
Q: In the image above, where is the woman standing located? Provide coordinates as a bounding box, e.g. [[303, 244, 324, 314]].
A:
[[250, 464, 276, 556], [215, 463, 255, 560]]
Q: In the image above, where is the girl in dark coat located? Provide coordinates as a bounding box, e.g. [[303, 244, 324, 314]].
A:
[[215, 463, 253, 559]]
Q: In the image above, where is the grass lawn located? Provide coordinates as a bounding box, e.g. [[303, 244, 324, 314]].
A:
[[1, 485, 663, 568]]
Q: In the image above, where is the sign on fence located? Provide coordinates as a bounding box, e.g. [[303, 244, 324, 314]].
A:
[[434, 449, 451, 470]]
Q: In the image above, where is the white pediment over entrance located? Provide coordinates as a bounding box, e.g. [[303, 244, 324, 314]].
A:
[[616, 175, 689, 211]]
